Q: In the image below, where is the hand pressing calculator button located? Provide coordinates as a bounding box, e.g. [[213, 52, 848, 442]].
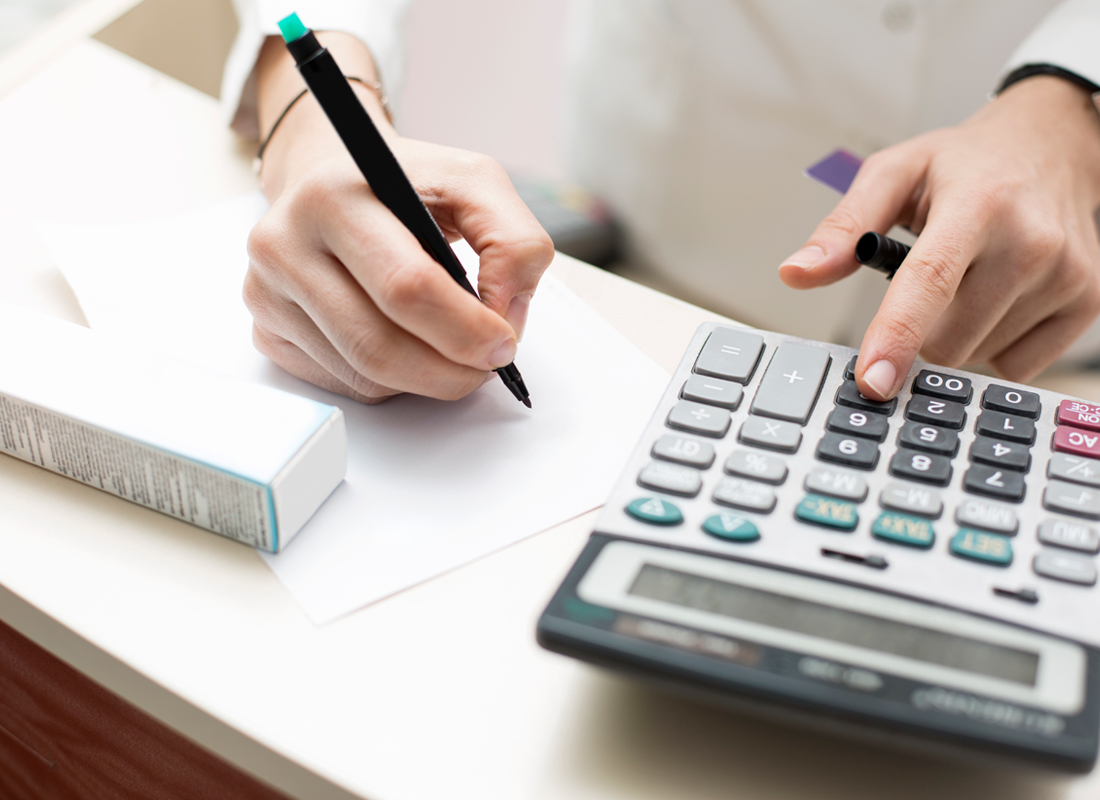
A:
[[540, 322, 1100, 773]]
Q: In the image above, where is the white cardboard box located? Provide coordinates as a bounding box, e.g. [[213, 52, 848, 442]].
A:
[[0, 303, 346, 552]]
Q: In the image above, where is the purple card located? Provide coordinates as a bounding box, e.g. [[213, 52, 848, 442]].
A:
[[804, 148, 863, 194]]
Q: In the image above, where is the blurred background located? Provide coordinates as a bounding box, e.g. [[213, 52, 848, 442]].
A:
[[3, 0, 621, 268]]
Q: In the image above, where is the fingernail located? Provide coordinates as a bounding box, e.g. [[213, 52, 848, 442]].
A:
[[489, 337, 517, 368], [505, 293, 533, 340], [863, 360, 898, 399], [782, 245, 825, 270]]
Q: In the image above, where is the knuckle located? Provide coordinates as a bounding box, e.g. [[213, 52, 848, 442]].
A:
[[344, 325, 390, 379], [817, 203, 865, 240], [907, 253, 956, 308], [246, 217, 283, 268], [921, 332, 965, 368], [377, 263, 435, 313]]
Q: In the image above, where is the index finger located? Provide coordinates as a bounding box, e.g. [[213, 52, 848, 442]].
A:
[[854, 207, 983, 400]]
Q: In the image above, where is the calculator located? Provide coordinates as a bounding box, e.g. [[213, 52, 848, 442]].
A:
[[537, 323, 1100, 772]]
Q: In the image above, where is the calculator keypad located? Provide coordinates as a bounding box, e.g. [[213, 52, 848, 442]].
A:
[[617, 324, 1100, 639]]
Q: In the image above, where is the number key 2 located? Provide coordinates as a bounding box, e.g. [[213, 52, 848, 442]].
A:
[[905, 395, 967, 430]]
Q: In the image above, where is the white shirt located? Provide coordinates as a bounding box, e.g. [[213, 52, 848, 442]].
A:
[[223, 0, 1100, 351]]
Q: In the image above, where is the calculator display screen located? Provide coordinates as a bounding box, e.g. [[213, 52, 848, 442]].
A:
[[629, 564, 1040, 686]]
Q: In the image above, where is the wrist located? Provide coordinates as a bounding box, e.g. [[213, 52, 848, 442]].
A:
[[255, 32, 394, 199]]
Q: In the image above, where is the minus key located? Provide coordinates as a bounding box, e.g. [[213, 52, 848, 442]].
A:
[[681, 375, 744, 410]]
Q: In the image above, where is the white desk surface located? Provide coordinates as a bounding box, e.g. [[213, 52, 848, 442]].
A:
[[0, 22, 1098, 800]]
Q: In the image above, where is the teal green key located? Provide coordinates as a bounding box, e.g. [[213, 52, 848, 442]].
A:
[[950, 529, 1013, 566], [702, 513, 760, 542], [872, 512, 935, 549], [795, 494, 858, 531], [626, 497, 683, 526]]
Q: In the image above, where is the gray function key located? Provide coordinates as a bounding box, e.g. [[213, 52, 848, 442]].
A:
[[1048, 453, 1100, 488], [681, 375, 743, 410], [739, 416, 802, 453], [956, 498, 1018, 535], [880, 482, 944, 517], [667, 401, 731, 438], [725, 449, 788, 484], [750, 343, 831, 424], [713, 477, 777, 513], [805, 467, 868, 502], [1038, 518, 1100, 553], [694, 328, 765, 384], [1044, 479, 1100, 519], [638, 462, 703, 497], [652, 434, 715, 468], [1033, 551, 1098, 586]]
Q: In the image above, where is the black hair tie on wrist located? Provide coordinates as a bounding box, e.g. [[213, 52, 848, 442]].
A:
[[253, 76, 391, 173], [997, 63, 1100, 96]]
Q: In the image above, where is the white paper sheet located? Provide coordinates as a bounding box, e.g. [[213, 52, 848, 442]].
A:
[[41, 193, 669, 624]]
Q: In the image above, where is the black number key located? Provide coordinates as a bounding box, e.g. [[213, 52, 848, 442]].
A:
[[982, 384, 1041, 419], [889, 450, 953, 486], [964, 464, 1026, 502], [905, 395, 966, 430], [825, 407, 889, 441], [896, 420, 958, 456], [816, 432, 879, 470], [835, 381, 897, 415], [912, 370, 972, 404], [969, 436, 1030, 472], [975, 411, 1036, 445]]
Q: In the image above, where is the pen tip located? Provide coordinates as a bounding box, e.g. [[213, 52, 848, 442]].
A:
[[523, 397, 532, 409]]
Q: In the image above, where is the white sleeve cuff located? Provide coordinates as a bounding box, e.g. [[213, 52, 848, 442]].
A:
[[999, 0, 1100, 91], [221, 0, 412, 139]]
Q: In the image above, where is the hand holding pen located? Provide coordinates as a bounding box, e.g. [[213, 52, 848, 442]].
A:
[[242, 24, 552, 406]]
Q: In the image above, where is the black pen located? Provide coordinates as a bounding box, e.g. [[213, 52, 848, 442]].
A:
[[277, 12, 531, 407]]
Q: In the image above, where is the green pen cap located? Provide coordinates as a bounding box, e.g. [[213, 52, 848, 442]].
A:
[[278, 12, 309, 43]]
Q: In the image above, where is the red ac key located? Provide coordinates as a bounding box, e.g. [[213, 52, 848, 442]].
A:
[[1058, 399, 1100, 432], [1054, 425, 1100, 458]]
